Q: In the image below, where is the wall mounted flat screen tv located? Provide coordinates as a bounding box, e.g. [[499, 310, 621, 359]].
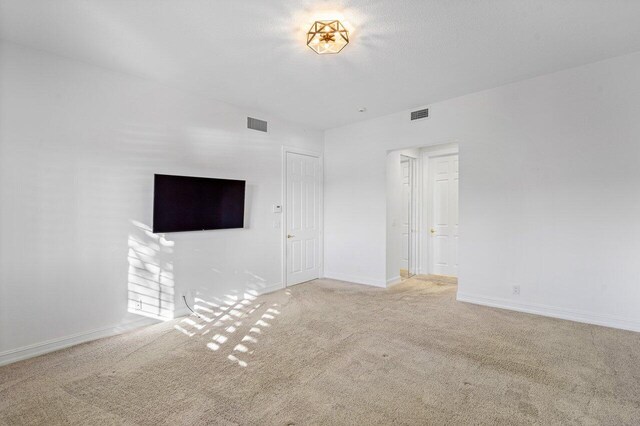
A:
[[153, 174, 245, 233]]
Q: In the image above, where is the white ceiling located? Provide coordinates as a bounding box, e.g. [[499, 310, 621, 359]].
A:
[[2, 0, 640, 129]]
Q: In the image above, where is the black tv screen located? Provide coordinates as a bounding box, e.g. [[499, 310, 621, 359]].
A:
[[153, 174, 245, 233]]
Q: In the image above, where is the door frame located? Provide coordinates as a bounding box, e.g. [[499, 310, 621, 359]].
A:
[[421, 145, 459, 276], [400, 155, 419, 278], [281, 146, 324, 288]]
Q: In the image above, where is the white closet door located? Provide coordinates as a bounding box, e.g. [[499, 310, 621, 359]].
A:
[[286, 152, 320, 286], [429, 155, 459, 277]]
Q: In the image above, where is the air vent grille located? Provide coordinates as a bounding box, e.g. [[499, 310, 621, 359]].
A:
[[410, 108, 429, 121], [247, 117, 268, 132]]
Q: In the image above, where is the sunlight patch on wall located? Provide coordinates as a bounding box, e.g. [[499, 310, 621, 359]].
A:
[[127, 220, 176, 320]]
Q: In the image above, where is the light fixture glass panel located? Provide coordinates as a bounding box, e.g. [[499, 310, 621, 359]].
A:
[[307, 20, 349, 54]]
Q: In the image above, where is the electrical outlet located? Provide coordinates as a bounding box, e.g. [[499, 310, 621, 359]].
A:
[[135, 299, 143, 310], [512, 285, 521, 296]]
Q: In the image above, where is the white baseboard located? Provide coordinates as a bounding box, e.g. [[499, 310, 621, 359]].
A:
[[173, 307, 191, 319], [175, 282, 283, 318], [386, 275, 402, 286], [322, 272, 387, 288], [0, 316, 160, 367], [457, 292, 640, 333], [257, 282, 284, 294], [1, 282, 287, 368]]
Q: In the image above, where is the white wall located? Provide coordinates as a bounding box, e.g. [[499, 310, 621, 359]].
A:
[[0, 41, 323, 363], [324, 52, 640, 331]]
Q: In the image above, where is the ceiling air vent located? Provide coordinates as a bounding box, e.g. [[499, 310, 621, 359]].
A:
[[410, 108, 429, 121], [247, 117, 268, 132]]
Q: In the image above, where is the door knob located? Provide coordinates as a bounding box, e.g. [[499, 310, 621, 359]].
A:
[[430, 228, 436, 234], [287, 234, 295, 239]]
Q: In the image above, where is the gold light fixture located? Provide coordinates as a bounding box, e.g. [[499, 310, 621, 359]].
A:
[[307, 20, 349, 54]]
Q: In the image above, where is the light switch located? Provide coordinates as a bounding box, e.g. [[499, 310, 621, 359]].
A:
[[273, 204, 282, 213]]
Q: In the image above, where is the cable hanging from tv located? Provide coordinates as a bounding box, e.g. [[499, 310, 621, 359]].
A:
[[182, 295, 202, 319]]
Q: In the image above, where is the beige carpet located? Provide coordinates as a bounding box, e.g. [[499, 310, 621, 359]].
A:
[[1, 276, 640, 425]]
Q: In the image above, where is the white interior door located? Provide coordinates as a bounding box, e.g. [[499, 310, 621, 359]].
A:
[[400, 157, 410, 273], [286, 152, 321, 286], [429, 154, 459, 277]]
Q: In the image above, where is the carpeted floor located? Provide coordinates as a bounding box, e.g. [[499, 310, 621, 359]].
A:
[[2, 276, 640, 425]]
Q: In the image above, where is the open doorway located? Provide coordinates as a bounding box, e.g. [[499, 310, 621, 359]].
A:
[[386, 143, 459, 286]]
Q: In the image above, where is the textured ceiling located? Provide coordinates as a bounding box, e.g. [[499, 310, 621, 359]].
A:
[[2, 0, 640, 129]]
